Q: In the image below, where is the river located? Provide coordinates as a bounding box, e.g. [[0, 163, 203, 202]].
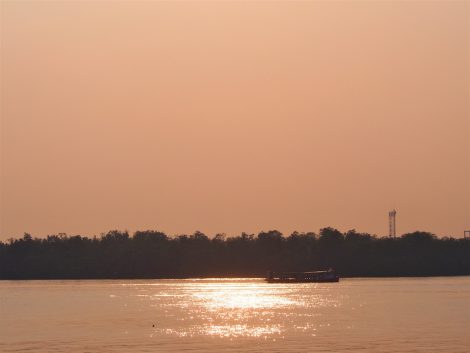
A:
[[0, 277, 468, 352]]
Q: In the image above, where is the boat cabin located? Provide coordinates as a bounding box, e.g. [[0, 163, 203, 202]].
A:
[[266, 269, 339, 283]]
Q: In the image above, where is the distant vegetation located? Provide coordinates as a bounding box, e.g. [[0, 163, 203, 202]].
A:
[[0, 228, 468, 279]]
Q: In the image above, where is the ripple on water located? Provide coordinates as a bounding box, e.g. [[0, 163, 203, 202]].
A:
[[1, 278, 469, 352]]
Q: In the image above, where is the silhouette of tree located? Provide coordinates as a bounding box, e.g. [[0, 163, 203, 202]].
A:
[[0, 228, 468, 279]]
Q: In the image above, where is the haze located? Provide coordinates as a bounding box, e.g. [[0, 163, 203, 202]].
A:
[[1, 1, 469, 240]]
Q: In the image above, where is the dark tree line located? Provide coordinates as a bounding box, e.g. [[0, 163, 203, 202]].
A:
[[0, 228, 468, 279]]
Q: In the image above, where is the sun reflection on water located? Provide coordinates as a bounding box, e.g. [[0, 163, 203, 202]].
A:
[[203, 324, 282, 338], [144, 279, 339, 339], [192, 283, 298, 310]]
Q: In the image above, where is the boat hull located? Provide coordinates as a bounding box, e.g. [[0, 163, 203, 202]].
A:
[[265, 269, 340, 283]]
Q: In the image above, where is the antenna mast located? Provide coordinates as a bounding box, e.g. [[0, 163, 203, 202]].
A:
[[389, 209, 397, 237]]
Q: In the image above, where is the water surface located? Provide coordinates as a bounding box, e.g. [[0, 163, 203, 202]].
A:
[[1, 277, 469, 352]]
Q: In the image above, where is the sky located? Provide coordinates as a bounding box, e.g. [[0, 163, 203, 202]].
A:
[[1, 1, 469, 240]]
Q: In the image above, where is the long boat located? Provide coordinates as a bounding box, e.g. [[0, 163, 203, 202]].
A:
[[266, 269, 339, 283]]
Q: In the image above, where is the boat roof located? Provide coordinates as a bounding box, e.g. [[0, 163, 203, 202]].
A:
[[271, 270, 334, 274]]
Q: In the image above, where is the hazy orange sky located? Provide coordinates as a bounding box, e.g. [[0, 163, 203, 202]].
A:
[[1, 1, 469, 240]]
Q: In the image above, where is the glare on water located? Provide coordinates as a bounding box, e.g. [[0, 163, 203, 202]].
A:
[[192, 282, 296, 309], [0, 278, 469, 352]]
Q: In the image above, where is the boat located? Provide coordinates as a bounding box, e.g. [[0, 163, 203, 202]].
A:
[[266, 269, 339, 283]]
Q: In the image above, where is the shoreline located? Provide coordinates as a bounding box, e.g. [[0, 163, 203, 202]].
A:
[[1, 274, 469, 281]]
